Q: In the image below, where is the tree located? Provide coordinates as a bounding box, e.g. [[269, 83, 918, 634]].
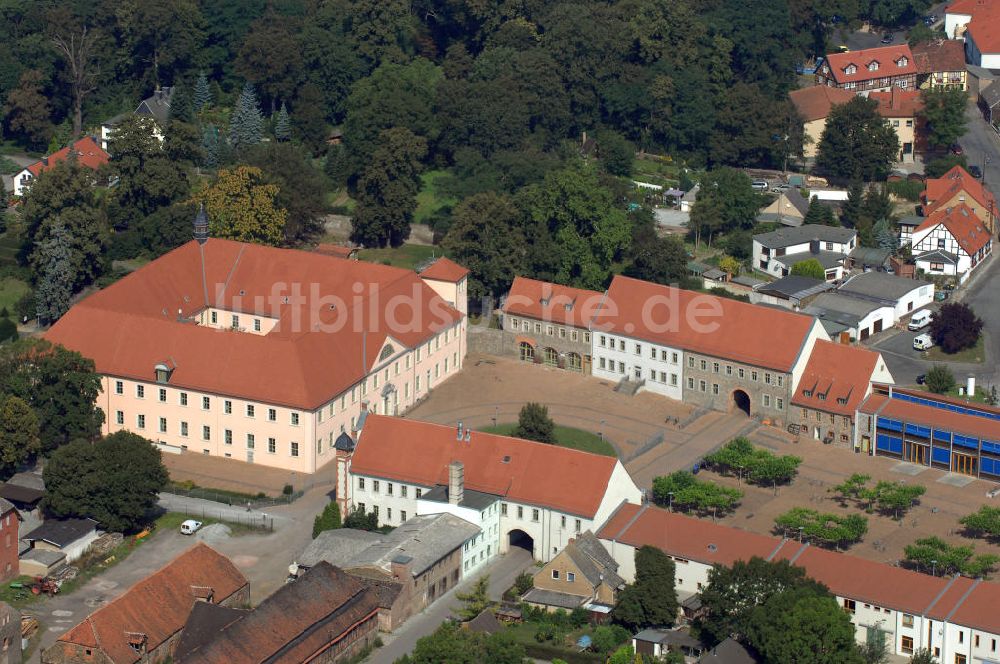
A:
[[904, 536, 1000, 577], [399, 621, 527, 664], [348, 0, 414, 67], [350, 127, 427, 248], [196, 166, 287, 245], [34, 223, 75, 325], [908, 648, 937, 664], [2, 69, 54, 150], [49, 15, 101, 137], [0, 320, 16, 344], [42, 431, 168, 532], [243, 142, 329, 244], [455, 576, 493, 620], [921, 88, 968, 149], [960, 505, 1000, 539], [624, 224, 690, 287], [591, 625, 631, 655], [803, 196, 836, 226], [202, 125, 220, 168], [817, 97, 899, 182], [908, 22, 937, 46], [692, 168, 762, 240], [747, 587, 864, 664], [705, 438, 801, 491], [775, 507, 868, 549], [873, 218, 899, 253], [873, 481, 926, 519], [840, 182, 865, 228], [136, 202, 200, 257], [193, 71, 212, 111], [168, 81, 194, 124], [274, 102, 291, 142], [118, 0, 204, 89], [513, 403, 556, 444], [930, 302, 983, 354], [342, 507, 379, 531], [312, 501, 342, 538], [0, 395, 41, 478], [442, 192, 525, 303], [791, 258, 826, 280], [596, 130, 634, 176], [832, 473, 873, 504], [229, 82, 264, 151], [925, 154, 967, 179], [697, 557, 830, 646], [718, 255, 741, 276], [292, 82, 329, 154], [651, 471, 743, 518], [0, 339, 103, 452], [924, 365, 956, 394], [611, 545, 678, 631], [235, 15, 303, 112]]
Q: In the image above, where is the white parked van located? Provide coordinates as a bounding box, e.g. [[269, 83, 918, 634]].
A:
[[913, 333, 934, 350], [180, 519, 203, 535], [908, 310, 932, 331]]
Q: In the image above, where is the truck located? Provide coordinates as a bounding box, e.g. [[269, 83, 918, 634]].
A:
[[908, 310, 932, 331]]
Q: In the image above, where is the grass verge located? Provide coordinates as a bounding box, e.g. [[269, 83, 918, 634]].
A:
[[923, 335, 985, 364], [481, 424, 617, 457], [414, 169, 457, 224], [0, 276, 28, 315], [358, 244, 438, 270]]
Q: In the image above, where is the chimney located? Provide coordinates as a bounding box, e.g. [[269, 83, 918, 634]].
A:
[[464, 428, 471, 443], [810, 238, 820, 254], [456, 421, 464, 440], [449, 461, 464, 505], [390, 555, 413, 583], [967, 374, 976, 397], [41, 157, 48, 167], [193, 203, 209, 244]]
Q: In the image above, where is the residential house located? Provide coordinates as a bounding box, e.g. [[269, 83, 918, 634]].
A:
[[42, 543, 249, 664], [752, 225, 858, 280], [815, 45, 918, 94], [751, 275, 833, 309], [981, 81, 1000, 130], [345, 414, 642, 562], [101, 86, 174, 152], [921, 165, 998, 232], [869, 88, 925, 162], [313, 243, 359, 261], [755, 188, 810, 226], [21, 518, 98, 569], [910, 204, 992, 281], [524, 531, 625, 612], [790, 340, 894, 446], [174, 562, 379, 664], [847, 246, 892, 271], [857, 384, 1000, 479], [599, 502, 1000, 663], [632, 629, 704, 661], [295, 512, 479, 623], [837, 272, 935, 323], [946, 0, 1000, 68], [501, 276, 600, 373], [789, 85, 857, 157], [11, 136, 109, 197], [590, 276, 828, 425], [0, 603, 20, 664], [0, 501, 17, 583], [911, 39, 969, 90], [45, 213, 467, 474]]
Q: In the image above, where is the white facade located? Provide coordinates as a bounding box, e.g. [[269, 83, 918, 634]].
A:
[[966, 30, 1000, 69], [753, 233, 857, 280], [911, 223, 992, 280], [591, 331, 684, 400], [416, 496, 501, 577], [946, 11, 972, 39], [12, 168, 33, 197]]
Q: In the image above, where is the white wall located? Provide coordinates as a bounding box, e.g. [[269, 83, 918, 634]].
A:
[[892, 284, 935, 320], [591, 331, 684, 400], [946, 12, 972, 39], [12, 169, 32, 197], [789, 319, 832, 393], [592, 466, 644, 530], [967, 31, 1000, 69], [416, 497, 501, 577]]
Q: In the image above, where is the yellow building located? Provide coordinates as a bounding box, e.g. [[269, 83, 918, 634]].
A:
[[869, 88, 924, 163], [789, 86, 857, 157]]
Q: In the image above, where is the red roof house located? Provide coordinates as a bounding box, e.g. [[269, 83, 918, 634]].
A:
[[816, 45, 918, 92], [13, 136, 109, 197]]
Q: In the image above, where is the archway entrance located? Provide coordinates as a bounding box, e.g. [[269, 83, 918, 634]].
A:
[[519, 342, 535, 362], [508, 529, 534, 556], [732, 389, 751, 417]]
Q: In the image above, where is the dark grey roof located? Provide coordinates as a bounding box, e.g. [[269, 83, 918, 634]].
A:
[[808, 292, 884, 320], [522, 588, 588, 609], [136, 86, 174, 124], [467, 609, 504, 634], [8, 471, 44, 492], [299, 529, 382, 568], [774, 250, 847, 270], [0, 498, 16, 517], [754, 225, 856, 249], [334, 431, 355, 451], [699, 638, 757, 664], [849, 246, 891, 267], [702, 267, 727, 280], [634, 628, 702, 649], [175, 601, 248, 661], [898, 215, 923, 228], [564, 531, 624, 589], [420, 485, 499, 510], [19, 548, 65, 566], [916, 249, 959, 265], [756, 275, 831, 300], [982, 83, 1000, 108], [0, 483, 43, 506], [838, 272, 932, 302], [732, 275, 765, 287], [23, 518, 97, 547]]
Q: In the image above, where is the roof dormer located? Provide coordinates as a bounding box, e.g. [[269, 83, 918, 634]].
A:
[[896, 56, 908, 67], [867, 60, 879, 71], [844, 64, 857, 75]]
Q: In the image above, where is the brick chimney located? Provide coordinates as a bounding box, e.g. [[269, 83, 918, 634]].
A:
[[449, 461, 464, 505], [391, 555, 413, 583]]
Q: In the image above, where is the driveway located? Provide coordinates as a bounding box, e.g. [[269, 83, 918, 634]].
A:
[[369, 548, 534, 664]]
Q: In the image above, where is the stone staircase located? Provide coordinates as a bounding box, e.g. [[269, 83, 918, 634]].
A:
[[614, 377, 645, 396]]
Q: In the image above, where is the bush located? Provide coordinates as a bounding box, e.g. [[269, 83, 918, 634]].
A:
[[591, 625, 630, 654], [930, 302, 983, 354], [0, 318, 16, 344], [887, 179, 924, 201], [283, 484, 294, 495], [514, 572, 534, 596], [925, 365, 956, 394], [534, 623, 556, 643]]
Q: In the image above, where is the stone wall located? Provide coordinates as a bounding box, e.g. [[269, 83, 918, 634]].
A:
[[468, 326, 508, 357]]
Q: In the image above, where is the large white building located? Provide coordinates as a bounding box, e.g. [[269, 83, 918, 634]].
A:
[[753, 225, 858, 281], [345, 415, 642, 563], [599, 503, 1000, 663]]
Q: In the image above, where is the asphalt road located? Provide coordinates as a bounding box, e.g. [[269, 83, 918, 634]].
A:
[[834, 2, 948, 50]]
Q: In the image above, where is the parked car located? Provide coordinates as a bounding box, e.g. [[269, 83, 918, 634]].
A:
[[908, 309, 933, 331], [969, 165, 983, 179], [771, 183, 792, 193], [951, 144, 964, 155], [180, 519, 203, 535], [924, 14, 937, 25], [916, 374, 927, 385], [751, 180, 769, 191], [913, 333, 934, 351], [881, 33, 894, 44]]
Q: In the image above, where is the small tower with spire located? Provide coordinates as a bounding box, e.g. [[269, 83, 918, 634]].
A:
[[193, 203, 209, 245]]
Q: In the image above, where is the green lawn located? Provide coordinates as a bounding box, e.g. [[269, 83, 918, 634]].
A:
[[358, 244, 438, 270], [923, 335, 985, 364], [414, 170, 457, 224], [481, 423, 617, 457], [0, 276, 28, 316]]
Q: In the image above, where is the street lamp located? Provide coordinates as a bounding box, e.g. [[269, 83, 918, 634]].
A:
[[798, 526, 805, 542], [931, 559, 938, 577], [668, 492, 674, 513], [599, 419, 606, 441], [492, 406, 498, 428]]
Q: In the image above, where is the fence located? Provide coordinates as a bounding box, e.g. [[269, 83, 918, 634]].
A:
[[163, 482, 305, 509], [174, 505, 275, 532]]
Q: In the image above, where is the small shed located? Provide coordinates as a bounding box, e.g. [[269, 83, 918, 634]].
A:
[[22, 518, 99, 564], [19, 548, 66, 578]]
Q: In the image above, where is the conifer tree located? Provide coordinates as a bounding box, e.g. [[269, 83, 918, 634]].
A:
[[35, 223, 75, 325], [202, 125, 219, 168], [275, 102, 291, 142], [193, 71, 212, 112], [169, 81, 194, 123], [229, 82, 264, 151]]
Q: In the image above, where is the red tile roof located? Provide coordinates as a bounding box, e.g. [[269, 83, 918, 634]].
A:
[[45, 239, 462, 410], [54, 543, 248, 664], [593, 276, 818, 372], [351, 415, 623, 518], [792, 340, 883, 416], [859, 387, 1000, 441], [910, 39, 968, 73], [947, 0, 989, 14], [923, 166, 998, 217], [789, 86, 857, 122], [502, 276, 605, 329], [869, 88, 924, 118], [599, 504, 1000, 632], [313, 243, 356, 259], [419, 256, 469, 283], [822, 45, 917, 85], [914, 203, 992, 256], [966, 2, 1000, 53], [25, 136, 109, 177]]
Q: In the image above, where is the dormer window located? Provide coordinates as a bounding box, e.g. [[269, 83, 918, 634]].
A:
[[845, 64, 857, 75], [154, 363, 172, 384], [896, 57, 908, 67], [803, 390, 813, 397], [818, 393, 827, 401], [837, 397, 848, 405], [867, 61, 879, 71]]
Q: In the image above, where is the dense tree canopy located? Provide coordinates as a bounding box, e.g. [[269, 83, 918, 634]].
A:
[[817, 97, 899, 182]]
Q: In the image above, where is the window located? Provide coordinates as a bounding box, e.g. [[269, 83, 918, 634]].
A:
[[291, 412, 300, 426], [180, 422, 189, 437], [202, 426, 211, 440], [231, 314, 239, 329], [387, 507, 392, 521], [955, 656, 966, 664], [751, 371, 758, 381], [268, 408, 276, 421], [253, 318, 261, 332], [599, 357, 606, 370], [116, 411, 124, 425], [137, 414, 146, 429], [136, 385, 145, 399], [387, 483, 394, 496], [713, 362, 719, 373], [575, 519, 581, 532], [159, 417, 167, 433], [501, 503, 508, 516], [567, 572, 576, 582], [634, 343, 641, 355], [532, 508, 539, 522], [700, 360, 707, 370], [738, 368, 745, 379], [246, 404, 255, 417], [618, 340, 625, 351], [763, 394, 771, 407], [843, 599, 856, 614], [291, 442, 299, 457], [210, 311, 217, 324], [401, 485, 408, 498], [764, 373, 772, 385], [401, 510, 407, 521], [671, 374, 678, 386], [517, 506, 523, 519], [713, 384, 720, 395], [551, 570, 560, 580], [699, 380, 707, 392], [687, 377, 695, 389], [115, 381, 124, 395], [159, 388, 167, 402], [901, 636, 913, 654], [777, 398, 783, 410], [177, 392, 187, 406], [373, 505, 379, 517], [225, 429, 232, 445], [688, 356, 695, 368], [202, 396, 210, 410], [224, 400, 232, 414], [726, 365, 732, 376], [373, 480, 381, 493], [246, 433, 255, 449], [958, 632, 964, 644], [358, 477, 365, 490]]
